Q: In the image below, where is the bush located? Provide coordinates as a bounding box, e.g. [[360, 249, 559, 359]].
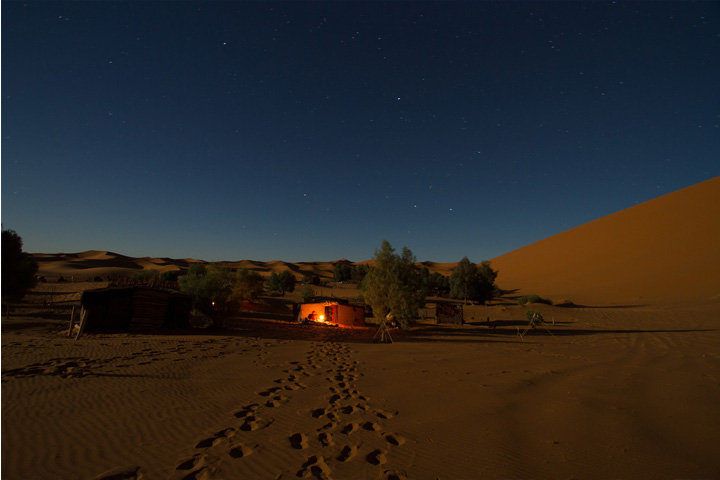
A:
[[517, 295, 552, 306], [2, 229, 38, 303], [160, 270, 180, 282], [232, 268, 265, 302], [267, 270, 296, 295], [300, 285, 314, 301], [133, 269, 161, 283], [179, 263, 233, 315], [525, 309, 545, 324], [449, 258, 497, 304], [134, 269, 179, 284]]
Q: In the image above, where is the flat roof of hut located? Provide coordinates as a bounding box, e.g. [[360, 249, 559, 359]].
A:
[[80, 286, 191, 331]]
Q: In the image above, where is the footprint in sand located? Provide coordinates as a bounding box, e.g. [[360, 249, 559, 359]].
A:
[[93, 464, 142, 480], [373, 409, 396, 420], [316, 421, 338, 433], [258, 386, 282, 397], [341, 423, 359, 435], [297, 455, 332, 479], [284, 382, 306, 391], [382, 471, 408, 480], [229, 443, 254, 459], [318, 432, 334, 447], [362, 421, 382, 432], [384, 433, 406, 446], [366, 449, 388, 466], [194, 428, 235, 448], [289, 433, 309, 450], [232, 403, 259, 419], [174, 452, 216, 477], [264, 394, 288, 408], [239, 417, 262, 431], [336, 444, 357, 462]]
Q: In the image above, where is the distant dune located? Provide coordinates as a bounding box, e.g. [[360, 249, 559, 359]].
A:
[[31, 177, 719, 305], [490, 176, 720, 305]]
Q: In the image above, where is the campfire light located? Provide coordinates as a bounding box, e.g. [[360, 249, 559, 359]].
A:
[[319, 315, 325, 322]]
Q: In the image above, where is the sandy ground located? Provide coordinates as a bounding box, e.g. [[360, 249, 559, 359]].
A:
[[3, 287, 719, 479]]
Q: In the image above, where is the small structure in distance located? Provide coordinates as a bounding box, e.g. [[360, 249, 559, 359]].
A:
[[297, 299, 365, 328]]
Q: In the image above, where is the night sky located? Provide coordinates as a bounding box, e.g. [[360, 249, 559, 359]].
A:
[[2, 1, 718, 263]]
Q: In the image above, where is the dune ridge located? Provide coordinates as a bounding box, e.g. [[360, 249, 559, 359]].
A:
[[490, 176, 720, 305]]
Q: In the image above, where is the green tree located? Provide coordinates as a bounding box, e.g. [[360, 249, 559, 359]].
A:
[[232, 268, 265, 302], [267, 270, 297, 295], [333, 262, 353, 282], [449, 257, 497, 304], [178, 263, 233, 315], [2, 228, 39, 303], [351, 264, 369, 283], [361, 240, 425, 329], [417, 268, 450, 297], [300, 285, 315, 301]]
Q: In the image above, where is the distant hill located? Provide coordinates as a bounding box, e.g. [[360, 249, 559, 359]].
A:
[[490, 177, 720, 305]]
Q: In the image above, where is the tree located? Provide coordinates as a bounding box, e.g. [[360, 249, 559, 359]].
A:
[[232, 268, 265, 302], [449, 257, 498, 304], [300, 285, 315, 301], [418, 267, 450, 297], [267, 270, 296, 295], [352, 264, 369, 283], [361, 240, 425, 329], [179, 263, 233, 315], [333, 262, 353, 282], [2, 228, 39, 303]]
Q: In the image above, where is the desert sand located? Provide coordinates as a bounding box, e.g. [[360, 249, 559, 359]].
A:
[[3, 177, 719, 479]]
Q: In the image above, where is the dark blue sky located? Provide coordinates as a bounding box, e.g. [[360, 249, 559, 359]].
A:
[[3, 1, 718, 262]]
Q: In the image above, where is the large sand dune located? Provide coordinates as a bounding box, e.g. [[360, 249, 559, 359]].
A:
[[491, 176, 720, 305]]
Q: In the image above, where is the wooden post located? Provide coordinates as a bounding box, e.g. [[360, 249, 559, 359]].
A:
[[67, 306, 76, 337], [75, 308, 87, 341]]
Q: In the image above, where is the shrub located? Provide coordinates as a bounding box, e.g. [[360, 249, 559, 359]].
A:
[[300, 285, 314, 301], [449, 257, 497, 304], [333, 263, 353, 282], [160, 270, 180, 282], [267, 270, 296, 295], [179, 263, 233, 315], [232, 268, 265, 302], [2, 229, 38, 303], [133, 269, 161, 283], [517, 294, 552, 305], [525, 309, 545, 324]]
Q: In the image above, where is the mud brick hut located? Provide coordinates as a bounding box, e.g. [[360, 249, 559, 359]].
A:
[[435, 302, 464, 325], [298, 301, 366, 327], [80, 286, 192, 331]]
